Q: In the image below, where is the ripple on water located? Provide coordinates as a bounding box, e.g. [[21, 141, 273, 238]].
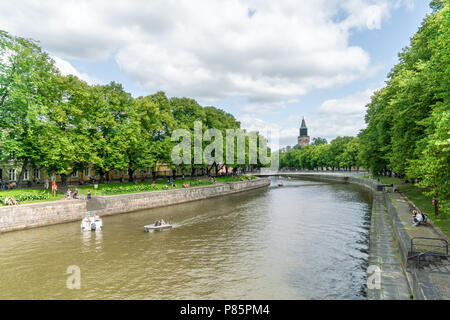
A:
[[0, 178, 372, 299]]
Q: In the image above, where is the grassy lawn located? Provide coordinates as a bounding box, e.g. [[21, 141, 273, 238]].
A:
[[72, 175, 257, 196], [0, 188, 65, 206], [215, 175, 256, 183], [0, 175, 258, 205], [371, 175, 449, 238]]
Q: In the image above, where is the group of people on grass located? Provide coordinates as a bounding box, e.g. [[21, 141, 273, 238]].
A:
[[0, 180, 17, 190], [2, 196, 19, 206], [66, 188, 80, 200]]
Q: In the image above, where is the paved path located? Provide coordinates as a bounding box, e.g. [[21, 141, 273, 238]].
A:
[[389, 192, 450, 300], [368, 192, 411, 300]]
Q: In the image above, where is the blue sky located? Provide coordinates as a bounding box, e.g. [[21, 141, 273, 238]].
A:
[[0, 0, 433, 147]]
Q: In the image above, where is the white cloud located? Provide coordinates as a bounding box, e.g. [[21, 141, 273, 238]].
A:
[[52, 56, 100, 85], [238, 115, 297, 150], [0, 0, 408, 106], [339, 0, 391, 30], [288, 89, 375, 144]]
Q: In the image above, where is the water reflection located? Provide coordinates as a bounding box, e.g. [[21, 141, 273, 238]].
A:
[[0, 177, 372, 299]]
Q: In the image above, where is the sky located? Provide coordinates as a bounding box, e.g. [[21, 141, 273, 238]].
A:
[[0, 0, 433, 148]]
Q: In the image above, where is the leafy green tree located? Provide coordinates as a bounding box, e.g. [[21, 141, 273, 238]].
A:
[[311, 137, 328, 145], [0, 30, 60, 183]]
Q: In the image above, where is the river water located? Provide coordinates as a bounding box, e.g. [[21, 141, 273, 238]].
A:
[[0, 177, 372, 299]]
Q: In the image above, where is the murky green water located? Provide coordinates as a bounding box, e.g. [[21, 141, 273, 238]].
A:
[[0, 177, 372, 299]]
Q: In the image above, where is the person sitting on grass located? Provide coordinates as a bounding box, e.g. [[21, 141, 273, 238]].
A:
[[6, 196, 19, 206], [163, 185, 169, 190], [3, 196, 9, 205]]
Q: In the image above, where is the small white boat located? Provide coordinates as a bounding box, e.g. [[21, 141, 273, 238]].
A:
[[144, 223, 173, 232], [81, 215, 103, 231]]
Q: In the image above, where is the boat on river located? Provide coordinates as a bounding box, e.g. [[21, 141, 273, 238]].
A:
[[81, 215, 103, 231], [144, 222, 173, 232], [278, 182, 284, 187]]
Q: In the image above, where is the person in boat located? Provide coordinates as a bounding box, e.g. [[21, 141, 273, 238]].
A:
[[160, 219, 165, 225]]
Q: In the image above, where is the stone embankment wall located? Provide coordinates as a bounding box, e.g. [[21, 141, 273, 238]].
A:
[[0, 178, 270, 233], [276, 173, 382, 192]]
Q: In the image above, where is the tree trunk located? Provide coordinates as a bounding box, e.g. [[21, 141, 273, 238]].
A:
[[17, 158, 29, 187], [128, 168, 134, 182]]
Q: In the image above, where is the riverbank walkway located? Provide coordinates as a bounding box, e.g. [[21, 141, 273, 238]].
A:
[[368, 192, 411, 299], [388, 191, 449, 299]]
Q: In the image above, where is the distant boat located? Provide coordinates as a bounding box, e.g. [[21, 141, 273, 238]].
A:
[[144, 222, 173, 232], [81, 215, 103, 231], [278, 182, 284, 187]]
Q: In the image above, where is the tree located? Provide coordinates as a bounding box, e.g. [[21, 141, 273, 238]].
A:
[[0, 30, 60, 183], [311, 137, 327, 146]]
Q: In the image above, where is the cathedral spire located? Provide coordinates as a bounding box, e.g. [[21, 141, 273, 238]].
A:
[[299, 117, 308, 137], [298, 117, 310, 146], [300, 117, 307, 129]]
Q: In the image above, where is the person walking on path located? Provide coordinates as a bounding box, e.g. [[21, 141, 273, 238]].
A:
[[87, 190, 92, 200], [432, 198, 439, 218]]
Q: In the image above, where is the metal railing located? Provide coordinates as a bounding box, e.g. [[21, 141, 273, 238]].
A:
[[408, 237, 449, 269]]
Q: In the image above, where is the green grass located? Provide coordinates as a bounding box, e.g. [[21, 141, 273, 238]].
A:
[[75, 179, 213, 195], [0, 188, 65, 206], [215, 175, 256, 183], [373, 175, 449, 238], [0, 175, 258, 204], [73, 175, 257, 196]]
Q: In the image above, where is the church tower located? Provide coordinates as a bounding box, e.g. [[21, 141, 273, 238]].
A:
[[297, 117, 310, 147]]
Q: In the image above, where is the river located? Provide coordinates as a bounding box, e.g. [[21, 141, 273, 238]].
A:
[[0, 177, 372, 299]]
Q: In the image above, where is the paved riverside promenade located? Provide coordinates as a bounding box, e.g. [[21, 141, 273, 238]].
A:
[[386, 192, 450, 300], [367, 192, 411, 299]]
